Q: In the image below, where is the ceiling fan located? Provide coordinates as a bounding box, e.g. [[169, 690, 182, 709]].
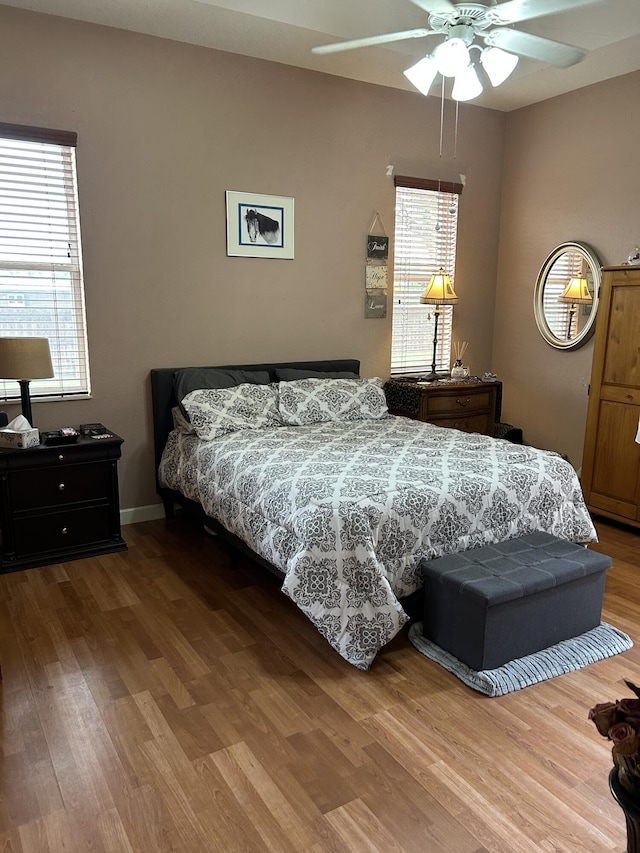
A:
[[312, 0, 602, 101]]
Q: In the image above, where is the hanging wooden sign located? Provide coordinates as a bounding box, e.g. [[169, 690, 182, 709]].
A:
[[364, 213, 388, 318], [367, 235, 389, 260]]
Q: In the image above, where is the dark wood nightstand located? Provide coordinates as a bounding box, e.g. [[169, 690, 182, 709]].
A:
[[0, 431, 126, 573], [384, 378, 501, 436]]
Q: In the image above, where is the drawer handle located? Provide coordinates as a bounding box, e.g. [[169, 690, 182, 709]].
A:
[[58, 482, 65, 491], [58, 454, 65, 461], [61, 527, 68, 535], [455, 397, 472, 407]]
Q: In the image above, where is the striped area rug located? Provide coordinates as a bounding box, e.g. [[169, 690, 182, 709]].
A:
[[407, 622, 633, 697]]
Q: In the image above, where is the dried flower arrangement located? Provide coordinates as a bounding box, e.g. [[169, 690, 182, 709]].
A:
[[589, 680, 640, 797]]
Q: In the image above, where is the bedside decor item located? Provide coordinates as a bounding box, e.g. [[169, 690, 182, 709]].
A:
[[534, 241, 601, 350], [627, 246, 640, 265], [0, 414, 39, 449], [225, 191, 294, 259], [41, 429, 80, 446], [419, 267, 459, 381], [0, 337, 53, 425], [451, 340, 469, 378]]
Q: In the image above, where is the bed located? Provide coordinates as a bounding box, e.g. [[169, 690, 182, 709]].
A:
[[150, 359, 598, 670]]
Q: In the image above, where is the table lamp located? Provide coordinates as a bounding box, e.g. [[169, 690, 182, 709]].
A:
[[0, 337, 54, 426], [420, 268, 459, 381]]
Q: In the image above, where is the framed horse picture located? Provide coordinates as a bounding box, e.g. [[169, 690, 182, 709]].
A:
[[226, 191, 295, 259]]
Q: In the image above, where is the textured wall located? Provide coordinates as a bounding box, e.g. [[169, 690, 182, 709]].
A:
[[0, 5, 505, 511], [495, 71, 640, 467]]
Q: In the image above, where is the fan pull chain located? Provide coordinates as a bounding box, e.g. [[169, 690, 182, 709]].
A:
[[439, 76, 445, 159], [454, 99, 459, 161], [435, 78, 445, 233]]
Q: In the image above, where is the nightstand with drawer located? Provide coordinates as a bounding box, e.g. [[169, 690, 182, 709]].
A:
[[384, 378, 501, 436], [0, 431, 126, 572]]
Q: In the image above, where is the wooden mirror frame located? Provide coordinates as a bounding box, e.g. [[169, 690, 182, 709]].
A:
[[533, 241, 602, 350]]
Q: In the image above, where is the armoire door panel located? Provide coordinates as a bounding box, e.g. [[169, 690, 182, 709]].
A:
[[603, 288, 640, 387], [581, 266, 640, 529], [591, 402, 640, 503]]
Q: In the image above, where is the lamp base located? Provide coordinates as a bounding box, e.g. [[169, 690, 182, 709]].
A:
[[418, 371, 448, 383], [18, 379, 33, 426]]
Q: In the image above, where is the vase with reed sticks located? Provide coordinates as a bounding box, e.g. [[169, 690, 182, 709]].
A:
[[451, 341, 468, 380]]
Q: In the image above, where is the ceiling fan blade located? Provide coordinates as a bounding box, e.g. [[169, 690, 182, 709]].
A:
[[406, 0, 457, 13], [312, 28, 431, 55], [488, 0, 602, 26], [484, 28, 587, 67]]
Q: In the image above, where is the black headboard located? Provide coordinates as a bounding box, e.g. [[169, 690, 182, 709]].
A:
[[150, 359, 361, 493]]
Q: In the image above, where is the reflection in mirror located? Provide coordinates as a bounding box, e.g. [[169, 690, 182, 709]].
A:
[[534, 242, 602, 350]]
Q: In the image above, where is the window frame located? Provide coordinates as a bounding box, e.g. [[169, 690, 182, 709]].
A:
[[390, 175, 462, 376], [0, 121, 90, 404]]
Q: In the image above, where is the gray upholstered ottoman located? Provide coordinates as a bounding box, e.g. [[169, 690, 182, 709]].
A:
[[420, 532, 611, 671]]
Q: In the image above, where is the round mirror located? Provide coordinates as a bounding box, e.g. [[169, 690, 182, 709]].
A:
[[534, 241, 602, 350]]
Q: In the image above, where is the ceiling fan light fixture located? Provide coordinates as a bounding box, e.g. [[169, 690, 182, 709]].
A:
[[452, 64, 483, 102], [433, 37, 470, 77], [403, 55, 438, 96], [480, 47, 519, 87]]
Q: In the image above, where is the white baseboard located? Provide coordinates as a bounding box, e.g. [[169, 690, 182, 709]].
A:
[[120, 504, 166, 526]]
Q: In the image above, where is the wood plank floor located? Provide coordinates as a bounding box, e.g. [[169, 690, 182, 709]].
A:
[[1, 514, 638, 852]]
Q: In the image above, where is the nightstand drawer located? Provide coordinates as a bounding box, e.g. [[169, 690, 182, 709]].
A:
[[422, 389, 493, 416], [431, 413, 492, 434], [0, 442, 120, 471], [13, 505, 112, 557], [10, 462, 112, 510]]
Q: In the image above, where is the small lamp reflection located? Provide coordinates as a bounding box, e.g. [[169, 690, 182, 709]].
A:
[[559, 275, 592, 340]]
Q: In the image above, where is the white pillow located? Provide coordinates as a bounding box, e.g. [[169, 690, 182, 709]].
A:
[[181, 384, 282, 440], [277, 377, 388, 426]]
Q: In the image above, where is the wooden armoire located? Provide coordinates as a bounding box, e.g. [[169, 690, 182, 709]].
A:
[[581, 265, 640, 528]]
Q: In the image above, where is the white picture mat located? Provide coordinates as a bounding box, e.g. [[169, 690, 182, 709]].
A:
[[226, 191, 294, 259]]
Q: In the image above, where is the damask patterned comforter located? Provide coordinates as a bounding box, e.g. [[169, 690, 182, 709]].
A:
[[158, 416, 597, 670]]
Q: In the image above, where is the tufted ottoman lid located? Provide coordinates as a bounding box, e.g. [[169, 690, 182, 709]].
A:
[[420, 531, 611, 608]]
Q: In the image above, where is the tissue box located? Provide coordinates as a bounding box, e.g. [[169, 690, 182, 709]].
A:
[[0, 427, 40, 449]]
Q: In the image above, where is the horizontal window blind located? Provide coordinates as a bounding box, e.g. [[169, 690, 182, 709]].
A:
[[391, 177, 461, 375], [0, 122, 90, 403]]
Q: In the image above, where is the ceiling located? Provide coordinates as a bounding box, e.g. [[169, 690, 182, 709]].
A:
[[3, 0, 640, 111]]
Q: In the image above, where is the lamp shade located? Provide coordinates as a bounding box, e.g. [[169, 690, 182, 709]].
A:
[[559, 275, 592, 304], [404, 55, 438, 96], [0, 337, 53, 380], [452, 64, 483, 102], [433, 38, 470, 77], [480, 47, 519, 87], [420, 268, 459, 305]]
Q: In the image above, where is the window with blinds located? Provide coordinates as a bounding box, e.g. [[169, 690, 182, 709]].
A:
[[390, 176, 462, 376], [0, 122, 90, 403]]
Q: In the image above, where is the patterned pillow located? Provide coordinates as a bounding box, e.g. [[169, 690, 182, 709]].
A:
[[277, 377, 388, 425], [181, 384, 282, 440]]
